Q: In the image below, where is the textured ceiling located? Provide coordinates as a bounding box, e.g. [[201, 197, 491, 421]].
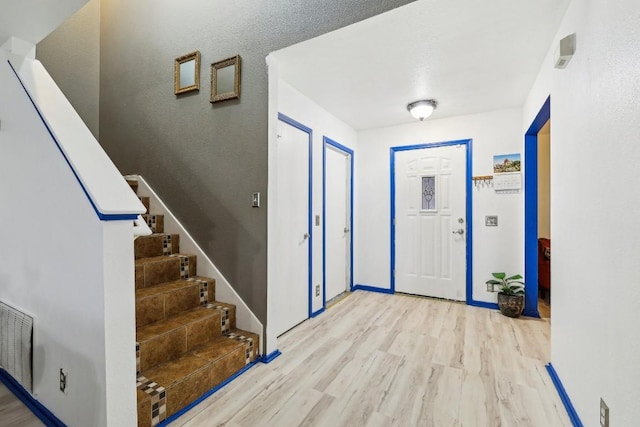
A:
[[272, 0, 570, 130]]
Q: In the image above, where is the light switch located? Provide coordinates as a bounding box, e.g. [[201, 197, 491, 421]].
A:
[[252, 192, 260, 207]]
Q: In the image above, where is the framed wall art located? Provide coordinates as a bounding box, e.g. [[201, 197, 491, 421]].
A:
[[174, 51, 201, 95], [210, 55, 241, 103]]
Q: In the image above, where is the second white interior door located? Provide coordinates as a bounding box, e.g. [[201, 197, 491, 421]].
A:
[[325, 144, 351, 302]]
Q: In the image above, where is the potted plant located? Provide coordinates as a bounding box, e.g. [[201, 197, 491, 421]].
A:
[[486, 272, 525, 318]]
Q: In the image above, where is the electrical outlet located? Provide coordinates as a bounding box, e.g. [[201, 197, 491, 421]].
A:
[[60, 369, 68, 394], [315, 284, 320, 297], [486, 282, 494, 292], [600, 398, 609, 427]]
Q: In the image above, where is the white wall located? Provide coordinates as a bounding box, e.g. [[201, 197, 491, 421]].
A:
[[0, 49, 138, 426], [524, 0, 640, 424], [356, 108, 524, 303], [267, 63, 358, 353]]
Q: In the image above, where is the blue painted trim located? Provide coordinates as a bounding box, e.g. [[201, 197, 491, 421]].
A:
[[310, 307, 326, 318], [523, 96, 550, 319], [467, 300, 499, 310], [0, 369, 66, 427], [277, 113, 313, 319], [260, 350, 282, 364], [158, 360, 259, 426], [322, 137, 355, 310], [546, 363, 584, 427], [390, 139, 476, 303], [7, 60, 139, 222], [352, 284, 394, 294]]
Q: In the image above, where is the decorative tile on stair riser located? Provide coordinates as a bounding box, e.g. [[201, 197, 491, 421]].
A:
[[142, 215, 164, 233], [137, 344, 247, 425], [135, 255, 197, 289], [134, 234, 180, 259], [137, 376, 167, 427]]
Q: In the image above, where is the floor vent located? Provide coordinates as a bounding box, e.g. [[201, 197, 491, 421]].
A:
[[0, 301, 33, 392]]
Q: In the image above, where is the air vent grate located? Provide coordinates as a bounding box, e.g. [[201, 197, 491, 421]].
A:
[[0, 301, 33, 392]]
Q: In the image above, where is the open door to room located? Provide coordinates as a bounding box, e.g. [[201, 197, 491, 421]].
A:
[[537, 120, 551, 318]]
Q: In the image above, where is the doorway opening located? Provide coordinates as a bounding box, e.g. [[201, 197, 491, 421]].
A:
[[537, 119, 551, 318], [523, 96, 550, 318]]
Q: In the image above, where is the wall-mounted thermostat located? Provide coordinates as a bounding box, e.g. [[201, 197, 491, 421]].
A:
[[485, 216, 498, 226]]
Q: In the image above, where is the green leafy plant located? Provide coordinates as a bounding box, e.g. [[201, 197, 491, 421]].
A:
[[486, 272, 524, 295]]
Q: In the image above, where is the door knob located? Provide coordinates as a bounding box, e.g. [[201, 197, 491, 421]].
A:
[[344, 227, 350, 233], [452, 228, 464, 235], [303, 233, 310, 240]]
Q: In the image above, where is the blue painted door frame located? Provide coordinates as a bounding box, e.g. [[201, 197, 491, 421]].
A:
[[523, 96, 550, 318], [390, 139, 479, 305], [322, 137, 354, 311], [277, 112, 314, 319]]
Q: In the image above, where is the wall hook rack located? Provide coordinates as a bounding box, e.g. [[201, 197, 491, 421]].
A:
[[472, 175, 494, 187]]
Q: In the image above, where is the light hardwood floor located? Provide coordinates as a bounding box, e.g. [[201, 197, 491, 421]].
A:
[[0, 383, 43, 426], [171, 291, 570, 427]]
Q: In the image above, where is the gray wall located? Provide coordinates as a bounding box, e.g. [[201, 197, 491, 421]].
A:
[[45, 0, 414, 324], [37, 0, 100, 138]]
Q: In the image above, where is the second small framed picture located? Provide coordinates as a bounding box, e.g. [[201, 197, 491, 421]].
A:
[[211, 55, 241, 103]]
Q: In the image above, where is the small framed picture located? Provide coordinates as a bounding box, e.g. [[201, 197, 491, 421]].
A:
[[485, 215, 498, 227]]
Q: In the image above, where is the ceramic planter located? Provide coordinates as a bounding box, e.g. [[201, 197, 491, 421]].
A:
[[497, 292, 524, 318]]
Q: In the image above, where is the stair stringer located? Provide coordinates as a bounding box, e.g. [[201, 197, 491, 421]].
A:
[[128, 174, 264, 353]]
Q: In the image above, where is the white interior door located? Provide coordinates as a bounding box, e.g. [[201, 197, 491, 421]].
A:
[[325, 145, 351, 302], [394, 144, 466, 300], [274, 119, 309, 336]]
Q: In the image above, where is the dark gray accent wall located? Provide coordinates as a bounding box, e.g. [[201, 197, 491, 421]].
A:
[[37, 0, 100, 138], [99, 0, 414, 323]]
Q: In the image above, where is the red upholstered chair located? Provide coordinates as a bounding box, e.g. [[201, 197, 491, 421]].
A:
[[538, 238, 551, 299]]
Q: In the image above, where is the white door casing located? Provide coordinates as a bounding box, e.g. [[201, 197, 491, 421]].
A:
[[325, 143, 352, 302], [394, 143, 466, 300], [273, 118, 310, 336]]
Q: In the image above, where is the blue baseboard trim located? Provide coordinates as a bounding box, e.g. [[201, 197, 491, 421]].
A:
[[467, 299, 499, 310], [260, 350, 282, 364], [522, 308, 541, 318], [352, 284, 394, 294], [546, 363, 583, 427], [0, 369, 66, 427], [158, 360, 259, 426], [310, 307, 325, 318]]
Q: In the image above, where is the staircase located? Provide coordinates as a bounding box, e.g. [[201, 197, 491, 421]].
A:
[[129, 179, 259, 427]]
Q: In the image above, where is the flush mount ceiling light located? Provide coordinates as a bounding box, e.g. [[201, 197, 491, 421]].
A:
[[407, 99, 438, 121]]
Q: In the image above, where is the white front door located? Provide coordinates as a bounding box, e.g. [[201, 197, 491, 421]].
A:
[[325, 143, 352, 302], [273, 119, 310, 336], [394, 144, 467, 300]]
